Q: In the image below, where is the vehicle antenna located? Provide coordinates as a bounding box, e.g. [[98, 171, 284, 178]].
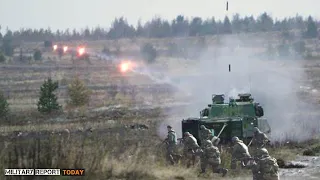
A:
[[226, 1, 228, 11], [249, 74, 252, 93]]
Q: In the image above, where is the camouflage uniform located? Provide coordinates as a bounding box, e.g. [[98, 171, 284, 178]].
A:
[[183, 132, 200, 167], [200, 140, 228, 177], [252, 127, 270, 148], [211, 136, 221, 146], [166, 126, 177, 165], [231, 136, 251, 169], [251, 148, 279, 180], [199, 125, 213, 146]]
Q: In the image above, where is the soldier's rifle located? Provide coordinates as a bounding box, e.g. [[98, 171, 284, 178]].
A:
[[234, 156, 259, 169], [248, 129, 271, 147], [162, 138, 169, 145], [248, 138, 270, 148], [177, 138, 184, 144], [247, 156, 260, 161]]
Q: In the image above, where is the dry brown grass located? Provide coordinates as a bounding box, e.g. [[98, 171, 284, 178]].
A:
[[1, 113, 312, 180], [0, 118, 199, 180]]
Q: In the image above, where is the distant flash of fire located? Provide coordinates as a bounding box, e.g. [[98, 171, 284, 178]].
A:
[[63, 46, 68, 52], [78, 47, 85, 56], [53, 45, 58, 51], [120, 62, 130, 72], [119, 61, 136, 73]]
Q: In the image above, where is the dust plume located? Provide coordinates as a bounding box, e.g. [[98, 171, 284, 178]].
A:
[[157, 35, 320, 142]]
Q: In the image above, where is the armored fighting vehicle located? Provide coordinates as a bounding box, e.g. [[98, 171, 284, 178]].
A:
[[181, 93, 271, 145]]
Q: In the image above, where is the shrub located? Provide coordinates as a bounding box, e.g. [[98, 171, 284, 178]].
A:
[[44, 40, 52, 48], [266, 43, 276, 58], [37, 77, 61, 113], [67, 77, 91, 107], [167, 42, 180, 57], [2, 38, 14, 56], [0, 91, 9, 118], [141, 43, 157, 63], [102, 46, 111, 54], [302, 148, 315, 156], [281, 31, 295, 41], [277, 43, 290, 57], [292, 40, 306, 55], [57, 47, 63, 59], [0, 52, 6, 63], [33, 49, 42, 61], [108, 84, 118, 101]]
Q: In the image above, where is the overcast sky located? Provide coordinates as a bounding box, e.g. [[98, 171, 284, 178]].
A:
[[0, 0, 319, 32]]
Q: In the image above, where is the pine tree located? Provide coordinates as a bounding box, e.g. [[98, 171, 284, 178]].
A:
[[0, 52, 6, 63], [37, 77, 61, 113], [141, 43, 157, 63], [33, 49, 42, 61], [223, 16, 232, 34], [67, 77, 91, 107], [0, 91, 9, 118], [305, 16, 318, 38]]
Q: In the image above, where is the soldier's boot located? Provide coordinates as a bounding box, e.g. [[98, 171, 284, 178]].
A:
[[231, 162, 237, 169], [173, 154, 182, 164], [241, 158, 251, 168], [220, 168, 228, 177], [252, 174, 260, 180], [200, 163, 206, 174], [241, 161, 246, 168], [197, 167, 206, 177], [170, 158, 175, 165], [186, 160, 191, 168], [192, 155, 196, 166], [167, 155, 175, 165]]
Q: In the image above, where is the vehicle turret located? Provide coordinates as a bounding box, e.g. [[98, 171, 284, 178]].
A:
[[212, 94, 225, 104], [200, 93, 264, 118]]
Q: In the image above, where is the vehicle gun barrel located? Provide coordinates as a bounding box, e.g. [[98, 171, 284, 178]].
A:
[[211, 123, 228, 144], [248, 138, 253, 147], [217, 123, 228, 138]]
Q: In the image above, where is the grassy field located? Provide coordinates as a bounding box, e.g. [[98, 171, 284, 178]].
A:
[[1, 114, 316, 180], [1, 33, 320, 179]]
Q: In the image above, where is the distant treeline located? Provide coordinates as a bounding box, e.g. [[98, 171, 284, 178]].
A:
[[0, 13, 319, 43]]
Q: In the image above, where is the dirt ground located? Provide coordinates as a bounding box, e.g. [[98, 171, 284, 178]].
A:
[[280, 155, 320, 179]]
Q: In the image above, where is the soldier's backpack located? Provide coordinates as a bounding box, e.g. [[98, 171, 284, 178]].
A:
[[261, 157, 279, 174]]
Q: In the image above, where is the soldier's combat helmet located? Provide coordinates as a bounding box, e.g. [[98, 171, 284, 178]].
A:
[[232, 136, 239, 142], [257, 148, 269, 158], [167, 125, 172, 129], [200, 125, 206, 129], [204, 139, 213, 147], [184, 132, 191, 136]]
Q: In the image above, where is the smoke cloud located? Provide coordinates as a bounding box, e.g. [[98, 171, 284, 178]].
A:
[[154, 35, 320, 142]]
